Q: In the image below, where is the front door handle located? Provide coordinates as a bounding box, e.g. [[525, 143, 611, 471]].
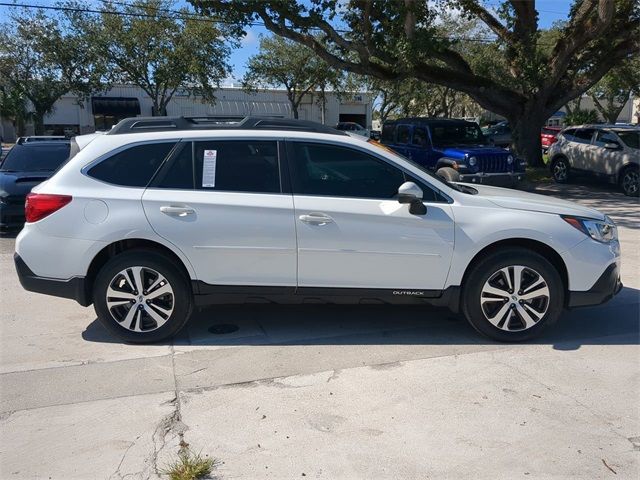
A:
[[299, 213, 334, 225], [160, 205, 195, 217]]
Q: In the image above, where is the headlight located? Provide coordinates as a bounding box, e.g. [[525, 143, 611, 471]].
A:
[[468, 156, 477, 166], [562, 215, 617, 243], [507, 155, 514, 164]]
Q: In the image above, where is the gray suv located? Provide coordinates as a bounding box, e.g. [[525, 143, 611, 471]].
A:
[[548, 125, 639, 196]]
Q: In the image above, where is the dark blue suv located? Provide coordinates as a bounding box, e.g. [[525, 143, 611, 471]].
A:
[[380, 118, 525, 186]]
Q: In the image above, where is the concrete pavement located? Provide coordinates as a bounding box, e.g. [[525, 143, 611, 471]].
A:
[[1, 182, 638, 479]]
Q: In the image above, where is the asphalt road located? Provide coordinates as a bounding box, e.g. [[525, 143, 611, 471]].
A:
[[1, 181, 638, 479]]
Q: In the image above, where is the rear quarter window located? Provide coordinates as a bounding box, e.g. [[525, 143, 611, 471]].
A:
[[87, 142, 175, 187]]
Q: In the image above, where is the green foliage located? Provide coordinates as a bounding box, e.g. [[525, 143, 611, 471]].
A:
[[588, 58, 640, 123], [192, 0, 639, 166], [243, 35, 342, 118], [161, 449, 217, 480], [0, 8, 105, 133], [565, 108, 600, 126], [64, 0, 238, 115]]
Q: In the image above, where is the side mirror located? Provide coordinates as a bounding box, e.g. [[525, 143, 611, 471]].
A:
[[397, 181, 427, 215], [603, 142, 620, 150]]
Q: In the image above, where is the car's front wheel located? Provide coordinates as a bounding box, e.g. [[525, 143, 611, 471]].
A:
[[462, 248, 564, 342], [551, 156, 570, 183], [93, 250, 193, 343], [620, 165, 639, 197]]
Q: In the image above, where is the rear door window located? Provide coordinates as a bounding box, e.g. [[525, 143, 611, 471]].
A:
[[193, 140, 280, 193], [397, 125, 411, 144], [87, 142, 175, 187], [572, 129, 596, 144], [412, 127, 427, 147]]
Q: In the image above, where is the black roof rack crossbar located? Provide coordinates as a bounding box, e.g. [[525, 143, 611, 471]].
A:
[[107, 116, 347, 136]]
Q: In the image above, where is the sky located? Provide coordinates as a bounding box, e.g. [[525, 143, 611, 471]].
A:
[[0, 0, 576, 80]]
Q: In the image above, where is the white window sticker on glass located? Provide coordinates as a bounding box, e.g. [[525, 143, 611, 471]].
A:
[[202, 149, 217, 187]]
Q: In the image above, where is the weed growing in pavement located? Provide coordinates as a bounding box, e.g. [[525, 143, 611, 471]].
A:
[[161, 449, 218, 480]]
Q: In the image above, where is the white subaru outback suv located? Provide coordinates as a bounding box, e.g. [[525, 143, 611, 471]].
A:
[[14, 117, 622, 343]]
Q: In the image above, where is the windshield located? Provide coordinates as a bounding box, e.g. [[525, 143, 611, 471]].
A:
[[430, 124, 486, 146], [616, 131, 639, 149], [0, 144, 70, 172]]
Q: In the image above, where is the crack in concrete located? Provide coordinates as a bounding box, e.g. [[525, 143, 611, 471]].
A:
[[108, 440, 136, 480], [147, 344, 190, 479], [494, 357, 632, 443]]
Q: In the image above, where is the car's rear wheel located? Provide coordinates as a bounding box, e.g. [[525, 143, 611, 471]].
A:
[[93, 250, 193, 343], [551, 156, 570, 183], [462, 248, 564, 342], [436, 166, 461, 182], [620, 165, 639, 197]]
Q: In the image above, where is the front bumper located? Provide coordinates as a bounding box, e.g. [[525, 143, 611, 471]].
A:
[[567, 263, 622, 308], [14, 253, 90, 306], [458, 171, 525, 186]]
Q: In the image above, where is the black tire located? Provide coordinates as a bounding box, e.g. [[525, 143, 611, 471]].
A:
[[93, 250, 193, 343], [436, 166, 461, 182], [461, 247, 564, 342], [550, 156, 570, 183], [619, 165, 639, 197]]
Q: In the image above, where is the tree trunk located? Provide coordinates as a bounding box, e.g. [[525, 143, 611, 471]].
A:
[[291, 102, 299, 119], [33, 111, 45, 135], [509, 112, 545, 168], [151, 101, 167, 116]]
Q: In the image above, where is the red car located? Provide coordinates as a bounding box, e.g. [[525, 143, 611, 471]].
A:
[[541, 126, 562, 152]]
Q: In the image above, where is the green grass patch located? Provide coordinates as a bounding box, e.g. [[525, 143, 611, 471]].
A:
[[525, 167, 552, 184], [162, 450, 217, 480]]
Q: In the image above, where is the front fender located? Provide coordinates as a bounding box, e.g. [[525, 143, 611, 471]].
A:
[[444, 205, 585, 288], [436, 157, 461, 169]]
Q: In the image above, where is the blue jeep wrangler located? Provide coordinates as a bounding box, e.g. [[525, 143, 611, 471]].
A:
[[380, 118, 525, 186]]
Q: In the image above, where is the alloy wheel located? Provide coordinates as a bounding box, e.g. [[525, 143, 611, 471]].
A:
[[105, 266, 174, 332], [480, 265, 550, 331], [622, 169, 639, 196], [553, 160, 567, 181]]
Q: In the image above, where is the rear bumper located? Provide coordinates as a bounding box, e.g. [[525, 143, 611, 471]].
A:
[[0, 203, 25, 230], [458, 171, 525, 186], [567, 263, 622, 308], [14, 253, 90, 306]]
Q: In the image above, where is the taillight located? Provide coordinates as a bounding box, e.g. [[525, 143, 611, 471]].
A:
[[25, 193, 72, 223]]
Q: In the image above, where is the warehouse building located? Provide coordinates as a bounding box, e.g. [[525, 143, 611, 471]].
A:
[[0, 84, 373, 141]]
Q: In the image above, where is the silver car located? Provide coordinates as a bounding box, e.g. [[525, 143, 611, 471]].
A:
[[548, 124, 639, 196]]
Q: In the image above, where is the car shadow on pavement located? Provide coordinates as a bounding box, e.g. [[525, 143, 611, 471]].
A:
[[82, 286, 639, 351]]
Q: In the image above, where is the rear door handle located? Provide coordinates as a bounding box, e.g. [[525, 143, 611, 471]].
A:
[[160, 205, 195, 217], [299, 213, 333, 225]]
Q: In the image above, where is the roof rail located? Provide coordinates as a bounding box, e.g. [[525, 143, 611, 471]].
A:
[[107, 116, 347, 136]]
